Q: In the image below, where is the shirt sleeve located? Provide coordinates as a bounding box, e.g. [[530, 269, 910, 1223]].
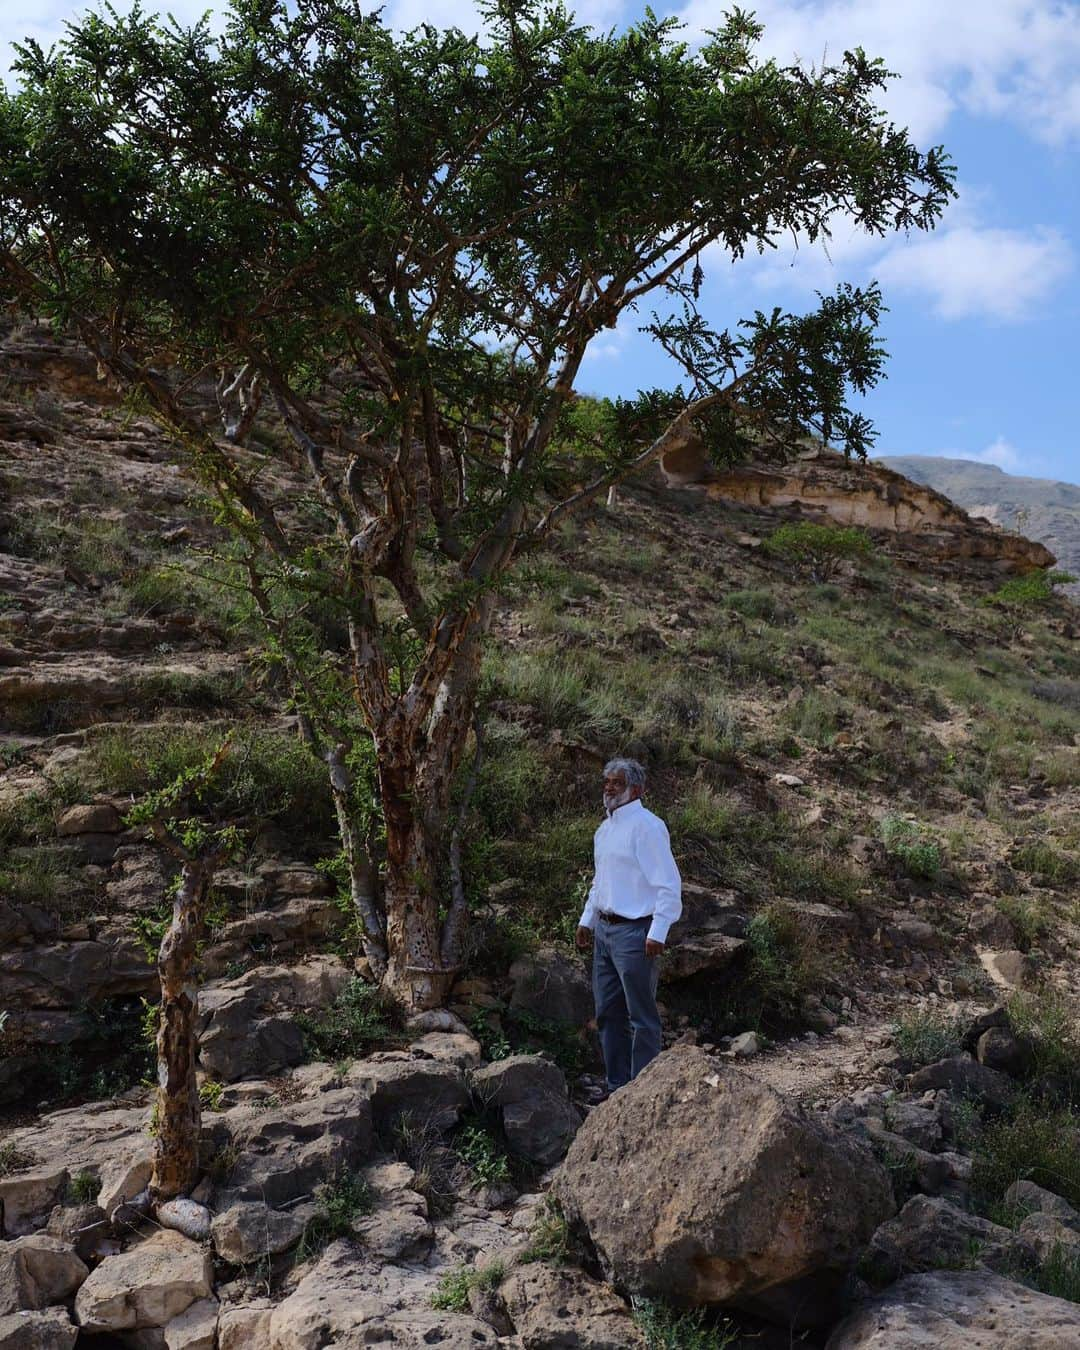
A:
[[634, 817, 682, 944], [578, 829, 601, 930]]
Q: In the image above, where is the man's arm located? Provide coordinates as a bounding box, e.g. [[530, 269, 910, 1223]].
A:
[[634, 818, 682, 948]]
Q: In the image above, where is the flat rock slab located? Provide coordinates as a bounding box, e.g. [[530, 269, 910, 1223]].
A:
[[267, 1239, 499, 1348], [826, 1269, 1080, 1347], [74, 1230, 213, 1332], [0, 1307, 78, 1349]]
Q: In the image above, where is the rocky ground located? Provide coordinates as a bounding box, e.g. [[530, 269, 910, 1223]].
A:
[[3, 321, 1080, 1346]]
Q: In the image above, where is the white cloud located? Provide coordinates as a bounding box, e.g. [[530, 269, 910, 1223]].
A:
[[875, 224, 1073, 321], [712, 200, 1073, 325], [968, 436, 1024, 470], [674, 0, 1080, 146]]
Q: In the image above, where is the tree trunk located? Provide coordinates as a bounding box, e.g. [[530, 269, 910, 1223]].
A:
[[150, 859, 210, 1202], [379, 755, 453, 1010], [375, 599, 491, 1011]]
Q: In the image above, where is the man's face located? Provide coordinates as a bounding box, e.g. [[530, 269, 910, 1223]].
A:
[[603, 770, 638, 812]]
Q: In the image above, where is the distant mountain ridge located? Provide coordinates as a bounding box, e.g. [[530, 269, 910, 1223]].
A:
[[880, 455, 1080, 586]]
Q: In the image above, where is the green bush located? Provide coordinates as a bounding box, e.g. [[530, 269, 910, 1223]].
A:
[[891, 1009, 964, 1067], [520, 1199, 575, 1265], [431, 1260, 506, 1312], [299, 978, 396, 1061], [879, 814, 942, 880], [454, 1121, 511, 1185], [764, 521, 873, 582], [633, 1299, 740, 1349], [725, 589, 782, 622], [987, 570, 1077, 610], [1011, 840, 1080, 887], [1008, 991, 1080, 1085], [971, 1102, 1080, 1212], [83, 724, 335, 835], [298, 1170, 373, 1256]]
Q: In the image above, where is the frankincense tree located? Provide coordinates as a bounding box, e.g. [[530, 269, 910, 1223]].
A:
[[0, 0, 953, 1007]]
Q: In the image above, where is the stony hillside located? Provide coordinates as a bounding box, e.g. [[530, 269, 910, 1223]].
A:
[[883, 454, 1080, 588], [3, 321, 1080, 1347]]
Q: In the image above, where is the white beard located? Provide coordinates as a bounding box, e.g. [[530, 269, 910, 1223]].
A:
[[604, 788, 632, 814]]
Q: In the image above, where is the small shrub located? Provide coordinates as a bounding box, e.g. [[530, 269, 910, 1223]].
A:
[[520, 1199, 574, 1265], [67, 1170, 100, 1204], [299, 978, 396, 1061], [879, 814, 942, 880], [1026, 1243, 1080, 1304], [891, 1010, 964, 1068], [1011, 841, 1080, 887], [1008, 991, 1080, 1085], [764, 522, 873, 582], [970, 1101, 1080, 1212], [0, 1141, 38, 1177], [391, 1113, 467, 1216], [742, 905, 828, 1028], [431, 1260, 506, 1313], [633, 1298, 740, 1349], [454, 1121, 511, 1185], [725, 589, 782, 622], [987, 570, 1077, 610], [431, 1264, 472, 1312], [996, 897, 1049, 953], [299, 1169, 373, 1256], [199, 1080, 225, 1111]]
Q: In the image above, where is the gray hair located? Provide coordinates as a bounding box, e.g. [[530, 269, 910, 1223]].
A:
[[603, 757, 646, 790]]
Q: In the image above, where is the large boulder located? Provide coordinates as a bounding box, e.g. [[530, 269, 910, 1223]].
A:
[[0, 1235, 88, 1313], [556, 1047, 893, 1327], [863, 1196, 1034, 1282], [0, 1307, 78, 1349], [0, 931, 154, 1009], [217, 1084, 375, 1208], [472, 1056, 581, 1169], [210, 1203, 306, 1265], [345, 1056, 469, 1133], [508, 948, 592, 1027], [499, 1263, 646, 1349], [74, 1230, 213, 1333], [906, 1056, 1015, 1112], [826, 1270, 1080, 1347], [197, 959, 348, 1082]]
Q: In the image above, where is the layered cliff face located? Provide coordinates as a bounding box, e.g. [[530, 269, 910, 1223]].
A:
[[660, 441, 1056, 574]]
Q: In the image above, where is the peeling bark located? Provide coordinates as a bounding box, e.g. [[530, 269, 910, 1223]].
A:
[[150, 859, 211, 1202]]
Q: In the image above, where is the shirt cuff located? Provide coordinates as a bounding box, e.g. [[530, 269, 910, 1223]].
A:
[[647, 916, 672, 944], [579, 911, 596, 930]]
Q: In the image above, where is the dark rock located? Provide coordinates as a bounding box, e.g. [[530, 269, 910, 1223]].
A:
[[907, 1056, 1015, 1112], [864, 1195, 1033, 1282]]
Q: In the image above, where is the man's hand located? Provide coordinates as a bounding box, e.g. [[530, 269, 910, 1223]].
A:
[[575, 926, 593, 951], [645, 939, 665, 959]]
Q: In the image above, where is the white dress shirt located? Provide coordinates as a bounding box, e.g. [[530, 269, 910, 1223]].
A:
[[578, 798, 682, 944]]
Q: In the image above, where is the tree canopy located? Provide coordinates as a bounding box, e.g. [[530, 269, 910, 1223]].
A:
[[0, 0, 955, 1004]]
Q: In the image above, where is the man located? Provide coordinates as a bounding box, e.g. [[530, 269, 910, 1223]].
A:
[[575, 758, 682, 1092]]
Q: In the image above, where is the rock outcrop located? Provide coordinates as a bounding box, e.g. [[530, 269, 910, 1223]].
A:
[[556, 1046, 894, 1326], [661, 444, 1056, 573]]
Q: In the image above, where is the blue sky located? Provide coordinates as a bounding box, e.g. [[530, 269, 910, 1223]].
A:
[[3, 1, 1078, 486]]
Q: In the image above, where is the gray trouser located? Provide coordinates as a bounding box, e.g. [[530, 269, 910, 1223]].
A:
[[592, 916, 661, 1091]]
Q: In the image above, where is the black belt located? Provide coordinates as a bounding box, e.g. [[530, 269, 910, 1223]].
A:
[[598, 911, 650, 925]]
